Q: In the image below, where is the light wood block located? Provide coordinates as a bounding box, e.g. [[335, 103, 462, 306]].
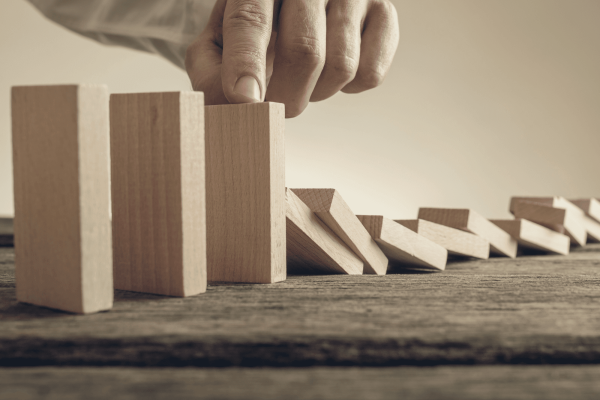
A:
[[205, 103, 286, 283], [291, 189, 388, 275], [396, 219, 490, 259], [583, 216, 600, 243], [570, 199, 600, 223], [286, 189, 363, 275], [110, 92, 206, 297], [490, 219, 570, 255], [417, 208, 518, 258], [511, 201, 587, 246], [12, 84, 113, 314], [357, 216, 447, 271], [510, 196, 586, 217]]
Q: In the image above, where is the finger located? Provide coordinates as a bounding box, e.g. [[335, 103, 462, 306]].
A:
[[221, 0, 275, 104], [342, 0, 399, 94], [265, 0, 327, 118], [309, 0, 365, 102]]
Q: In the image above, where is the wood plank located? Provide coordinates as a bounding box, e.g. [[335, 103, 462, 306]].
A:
[[417, 208, 518, 258], [205, 103, 286, 283], [357, 216, 447, 271], [11, 85, 112, 314], [110, 92, 206, 297], [490, 218, 570, 255], [291, 189, 388, 275], [571, 198, 600, 223], [396, 219, 489, 259], [286, 189, 363, 275]]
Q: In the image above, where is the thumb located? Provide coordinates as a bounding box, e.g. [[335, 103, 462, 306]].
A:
[[221, 0, 274, 104]]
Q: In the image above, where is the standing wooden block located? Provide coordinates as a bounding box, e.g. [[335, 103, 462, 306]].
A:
[[286, 189, 363, 275], [570, 198, 600, 223], [357, 216, 447, 271], [110, 92, 206, 297], [12, 85, 112, 314], [396, 219, 490, 259], [205, 103, 285, 283], [291, 189, 388, 275], [418, 208, 518, 258], [511, 201, 587, 246], [490, 219, 570, 255]]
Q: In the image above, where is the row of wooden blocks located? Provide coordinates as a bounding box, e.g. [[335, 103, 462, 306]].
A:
[[11, 85, 600, 314]]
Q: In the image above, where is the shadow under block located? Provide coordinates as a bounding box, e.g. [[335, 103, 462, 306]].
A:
[[11, 85, 113, 314], [510, 201, 587, 247], [395, 219, 489, 259], [357, 216, 447, 271], [286, 189, 363, 275], [110, 92, 206, 297], [291, 189, 388, 275], [205, 103, 286, 283], [417, 208, 518, 258], [490, 219, 570, 256]]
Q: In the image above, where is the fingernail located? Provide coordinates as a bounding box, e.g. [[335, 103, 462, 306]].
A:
[[233, 76, 261, 102]]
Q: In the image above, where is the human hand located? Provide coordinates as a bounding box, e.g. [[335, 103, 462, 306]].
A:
[[185, 0, 399, 118]]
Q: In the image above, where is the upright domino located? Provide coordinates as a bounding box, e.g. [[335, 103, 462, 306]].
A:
[[418, 208, 518, 258], [357, 216, 447, 271], [110, 92, 206, 297], [12, 85, 113, 313], [490, 219, 570, 255], [205, 103, 286, 283], [291, 189, 388, 275]]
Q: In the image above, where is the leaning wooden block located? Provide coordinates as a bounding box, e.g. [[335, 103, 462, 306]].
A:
[[110, 92, 206, 297], [570, 198, 600, 223], [291, 189, 388, 275], [418, 208, 518, 258], [205, 103, 286, 283], [357, 216, 447, 271], [510, 196, 585, 217], [511, 201, 587, 246], [286, 189, 363, 275], [582, 217, 600, 243], [396, 219, 489, 259], [490, 219, 570, 255], [12, 85, 113, 314]]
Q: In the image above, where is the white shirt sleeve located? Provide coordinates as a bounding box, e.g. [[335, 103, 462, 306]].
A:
[[26, 0, 217, 69]]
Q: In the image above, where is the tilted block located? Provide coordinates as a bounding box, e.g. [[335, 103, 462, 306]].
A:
[[286, 189, 363, 275], [570, 198, 600, 223], [490, 219, 570, 255], [396, 219, 489, 259], [291, 189, 388, 275], [583, 217, 600, 243], [418, 208, 518, 258], [110, 92, 206, 296], [12, 85, 113, 313], [357, 216, 447, 271]]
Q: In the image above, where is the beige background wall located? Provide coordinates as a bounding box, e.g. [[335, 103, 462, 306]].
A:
[[1, 0, 599, 219]]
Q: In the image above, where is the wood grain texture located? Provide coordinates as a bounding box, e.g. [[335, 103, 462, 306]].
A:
[[490, 219, 570, 256], [110, 92, 206, 297], [571, 198, 600, 223], [511, 201, 587, 247], [205, 103, 285, 283], [286, 189, 363, 275], [0, 218, 13, 247], [418, 208, 518, 258], [396, 219, 489, 259], [357, 216, 447, 271], [11, 85, 112, 314], [291, 189, 388, 275]]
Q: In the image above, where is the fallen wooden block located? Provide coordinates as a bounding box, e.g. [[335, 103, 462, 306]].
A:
[[110, 92, 206, 297], [357, 216, 447, 271], [396, 219, 489, 259], [291, 189, 388, 275], [286, 189, 363, 275], [582, 217, 600, 243], [490, 219, 570, 255], [509, 196, 585, 216], [12, 84, 113, 314], [511, 201, 587, 246], [569, 198, 600, 223], [205, 103, 286, 283]]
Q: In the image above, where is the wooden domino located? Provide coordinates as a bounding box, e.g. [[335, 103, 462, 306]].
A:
[[110, 92, 206, 297], [570, 198, 600, 223], [291, 189, 388, 275], [357, 216, 447, 271], [12, 85, 113, 314], [490, 219, 570, 255], [205, 103, 286, 283], [582, 217, 600, 243], [396, 219, 490, 259], [286, 189, 363, 275], [417, 208, 518, 258]]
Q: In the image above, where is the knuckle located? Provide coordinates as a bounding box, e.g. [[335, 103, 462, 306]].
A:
[[327, 54, 358, 83], [280, 37, 325, 67], [357, 67, 386, 90], [370, 0, 397, 18], [227, 0, 271, 32]]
